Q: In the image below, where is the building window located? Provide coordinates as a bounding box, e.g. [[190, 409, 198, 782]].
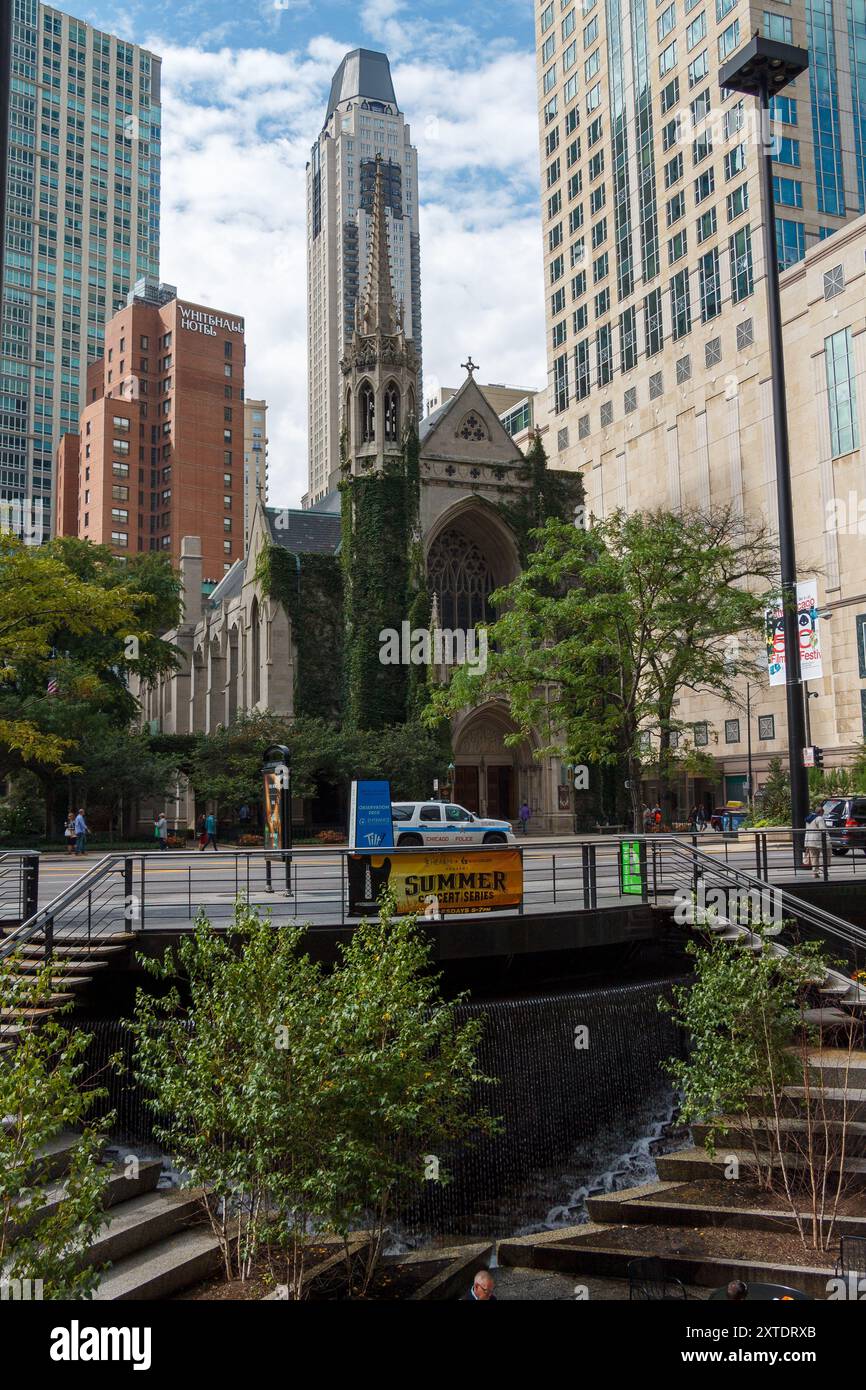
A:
[[578, 414, 591, 439], [824, 265, 845, 299], [699, 247, 722, 322], [649, 371, 664, 401], [686, 13, 707, 50], [773, 176, 803, 209], [624, 386, 637, 414], [857, 613, 866, 678], [776, 218, 805, 269], [554, 352, 570, 412], [695, 168, 715, 203], [763, 11, 793, 42], [676, 355, 692, 384], [775, 136, 800, 167], [825, 327, 860, 458], [645, 289, 664, 357], [596, 324, 613, 385], [661, 78, 680, 113], [667, 191, 686, 225], [696, 207, 717, 243], [671, 269, 692, 340], [659, 40, 677, 75], [717, 19, 740, 61], [688, 50, 709, 87], [730, 225, 754, 302], [694, 722, 709, 747], [736, 319, 754, 350], [725, 718, 741, 744], [758, 715, 776, 741], [620, 306, 638, 372], [557, 427, 569, 451], [705, 336, 722, 368], [600, 401, 613, 426]]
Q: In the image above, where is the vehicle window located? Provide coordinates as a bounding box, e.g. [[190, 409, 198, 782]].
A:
[[852, 800, 866, 816], [823, 800, 845, 816], [391, 806, 412, 822], [445, 805, 471, 822], [420, 805, 443, 822]]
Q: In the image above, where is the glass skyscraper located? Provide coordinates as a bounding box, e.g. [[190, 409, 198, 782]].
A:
[[1, 2, 160, 539]]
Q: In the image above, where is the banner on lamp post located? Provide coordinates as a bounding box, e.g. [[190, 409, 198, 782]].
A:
[[765, 580, 823, 687]]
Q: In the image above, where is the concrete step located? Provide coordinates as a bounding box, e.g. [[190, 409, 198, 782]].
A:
[[691, 1116, 866, 1157], [17, 944, 123, 959], [804, 1051, 866, 1087], [12, 957, 108, 976], [656, 1145, 866, 1188], [586, 1182, 866, 1239], [26, 1159, 164, 1235], [773, 1086, 866, 1121], [83, 1189, 207, 1269], [93, 1226, 223, 1301]]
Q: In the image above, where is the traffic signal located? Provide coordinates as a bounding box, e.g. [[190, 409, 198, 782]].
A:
[[814, 747, 824, 769]]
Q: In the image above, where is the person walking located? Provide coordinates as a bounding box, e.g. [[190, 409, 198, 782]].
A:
[[518, 801, 531, 835], [696, 805, 707, 832], [653, 803, 663, 832], [803, 805, 828, 878], [73, 807, 89, 856], [203, 811, 218, 853], [642, 805, 653, 834], [64, 812, 76, 855], [196, 813, 207, 850], [154, 813, 168, 851]]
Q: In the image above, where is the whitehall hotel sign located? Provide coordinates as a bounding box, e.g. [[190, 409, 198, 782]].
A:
[[179, 303, 244, 337]]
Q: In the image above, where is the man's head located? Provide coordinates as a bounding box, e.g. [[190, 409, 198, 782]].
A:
[[78, 808, 84, 816], [472, 1270, 495, 1300]]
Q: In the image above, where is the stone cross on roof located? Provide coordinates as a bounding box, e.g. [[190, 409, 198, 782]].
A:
[[461, 356, 478, 378]]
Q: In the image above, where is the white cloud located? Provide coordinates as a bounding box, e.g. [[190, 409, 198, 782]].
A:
[[147, 34, 544, 507]]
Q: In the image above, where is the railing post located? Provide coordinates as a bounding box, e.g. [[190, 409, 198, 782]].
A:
[[552, 853, 557, 905], [44, 914, 53, 964], [822, 829, 829, 883], [590, 843, 598, 910], [582, 845, 591, 910], [23, 853, 39, 922], [123, 856, 134, 929]]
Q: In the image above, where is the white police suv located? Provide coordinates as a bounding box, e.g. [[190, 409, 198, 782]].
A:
[[391, 801, 516, 848]]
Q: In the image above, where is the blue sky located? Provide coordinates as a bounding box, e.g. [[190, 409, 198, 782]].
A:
[[72, 0, 546, 505]]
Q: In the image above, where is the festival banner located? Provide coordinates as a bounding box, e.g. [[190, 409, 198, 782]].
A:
[[347, 849, 523, 917], [765, 580, 824, 687]]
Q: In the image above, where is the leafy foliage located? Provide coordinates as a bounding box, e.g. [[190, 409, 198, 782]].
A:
[[0, 957, 112, 1298], [256, 545, 343, 721]]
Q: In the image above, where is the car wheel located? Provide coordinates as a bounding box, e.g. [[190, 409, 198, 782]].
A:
[[397, 833, 423, 847], [483, 832, 507, 845]]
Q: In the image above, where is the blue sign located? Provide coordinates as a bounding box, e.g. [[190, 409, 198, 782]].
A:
[[350, 780, 394, 850]]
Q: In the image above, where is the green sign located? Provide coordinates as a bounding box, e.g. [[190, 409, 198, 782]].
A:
[[620, 841, 644, 896]]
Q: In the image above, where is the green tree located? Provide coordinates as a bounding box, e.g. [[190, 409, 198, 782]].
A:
[[757, 756, 792, 824], [427, 508, 778, 831], [0, 957, 112, 1298]]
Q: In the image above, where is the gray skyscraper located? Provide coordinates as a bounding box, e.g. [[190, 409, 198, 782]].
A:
[[306, 48, 422, 507], [1, 2, 161, 539]]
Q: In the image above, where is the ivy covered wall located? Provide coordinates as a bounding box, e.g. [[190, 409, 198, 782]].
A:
[[498, 431, 586, 564], [256, 546, 343, 721]]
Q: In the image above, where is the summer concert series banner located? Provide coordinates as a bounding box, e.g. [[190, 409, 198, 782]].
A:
[[347, 849, 524, 917]]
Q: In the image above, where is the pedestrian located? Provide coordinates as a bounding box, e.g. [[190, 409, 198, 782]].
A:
[[696, 805, 707, 832], [197, 813, 207, 850], [461, 1270, 496, 1300], [154, 813, 168, 851], [73, 807, 89, 856], [204, 811, 218, 853], [642, 805, 653, 834], [64, 812, 76, 855], [653, 803, 663, 832], [518, 801, 531, 835], [803, 805, 828, 878]]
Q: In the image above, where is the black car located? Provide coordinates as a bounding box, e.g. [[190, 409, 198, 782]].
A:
[[822, 797, 866, 856]]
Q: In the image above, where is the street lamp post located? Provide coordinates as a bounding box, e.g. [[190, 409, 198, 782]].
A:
[[720, 37, 810, 837]]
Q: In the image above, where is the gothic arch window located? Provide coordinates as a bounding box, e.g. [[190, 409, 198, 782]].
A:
[[457, 412, 488, 443], [359, 380, 375, 444], [383, 381, 400, 443], [250, 598, 261, 706], [345, 388, 352, 448], [427, 528, 496, 631]]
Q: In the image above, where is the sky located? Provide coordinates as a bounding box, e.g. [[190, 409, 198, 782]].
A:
[[74, 0, 547, 507]]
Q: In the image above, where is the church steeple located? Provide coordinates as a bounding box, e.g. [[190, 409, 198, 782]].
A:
[[341, 153, 419, 476], [361, 156, 398, 337]]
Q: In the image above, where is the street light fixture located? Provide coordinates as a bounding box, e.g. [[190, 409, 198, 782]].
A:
[[719, 36, 810, 835]]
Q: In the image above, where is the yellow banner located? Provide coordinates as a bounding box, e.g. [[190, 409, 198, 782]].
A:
[[348, 849, 523, 916]]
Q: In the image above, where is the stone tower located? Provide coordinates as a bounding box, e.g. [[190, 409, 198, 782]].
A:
[[340, 155, 420, 477]]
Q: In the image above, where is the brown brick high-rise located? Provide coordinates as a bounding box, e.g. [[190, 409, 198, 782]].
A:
[[55, 279, 245, 586]]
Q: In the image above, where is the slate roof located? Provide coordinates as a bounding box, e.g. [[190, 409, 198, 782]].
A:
[[326, 50, 397, 123], [265, 507, 342, 556]]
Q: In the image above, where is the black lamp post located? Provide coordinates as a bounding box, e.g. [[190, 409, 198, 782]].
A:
[[719, 36, 810, 836]]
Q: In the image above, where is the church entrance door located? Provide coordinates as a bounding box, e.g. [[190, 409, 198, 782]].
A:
[[454, 765, 480, 814], [486, 765, 515, 820]]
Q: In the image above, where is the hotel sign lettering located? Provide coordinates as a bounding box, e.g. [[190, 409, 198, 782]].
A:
[[179, 304, 244, 337]]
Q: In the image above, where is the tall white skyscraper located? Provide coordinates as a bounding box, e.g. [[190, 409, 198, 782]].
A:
[[305, 48, 421, 507], [1, 1, 161, 538]]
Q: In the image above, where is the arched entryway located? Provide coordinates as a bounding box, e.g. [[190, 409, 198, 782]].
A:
[[451, 704, 540, 821]]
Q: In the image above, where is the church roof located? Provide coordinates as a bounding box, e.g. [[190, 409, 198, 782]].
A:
[[265, 507, 342, 556], [326, 50, 398, 123], [207, 559, 244, 606]]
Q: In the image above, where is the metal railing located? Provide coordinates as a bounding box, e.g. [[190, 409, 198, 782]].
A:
[[1, 830, 864, 965], [0, 851, 39, 930]]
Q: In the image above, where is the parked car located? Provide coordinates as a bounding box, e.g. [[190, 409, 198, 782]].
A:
[[391, 801, 516, 848], [709, 805, 748, 832], [821, 796, 866, 856]]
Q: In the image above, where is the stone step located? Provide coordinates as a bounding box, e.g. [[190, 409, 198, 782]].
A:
[[93, 1226, 223, 1301], [586, 1182, 866, 1240], [24, 1159, 164, 1236], [773, 1086, 866, 1120], [691, 1116, 866, 1157], [16, 943, 124, 959], [12, 956, 108, 976], [804, 1051, 866, 1087], [656, 1145, 866, 1188], [83, 1189, 207, 1270]]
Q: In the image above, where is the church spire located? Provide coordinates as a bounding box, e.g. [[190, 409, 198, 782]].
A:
[[361, 155, 398, 336]]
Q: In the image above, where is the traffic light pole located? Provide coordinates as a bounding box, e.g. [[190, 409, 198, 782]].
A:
[[756, 71, 810, 834]]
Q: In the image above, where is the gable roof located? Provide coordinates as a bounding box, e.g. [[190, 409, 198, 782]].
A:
[[265, 507, 342, 556], [419, 375, 526, 465]]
